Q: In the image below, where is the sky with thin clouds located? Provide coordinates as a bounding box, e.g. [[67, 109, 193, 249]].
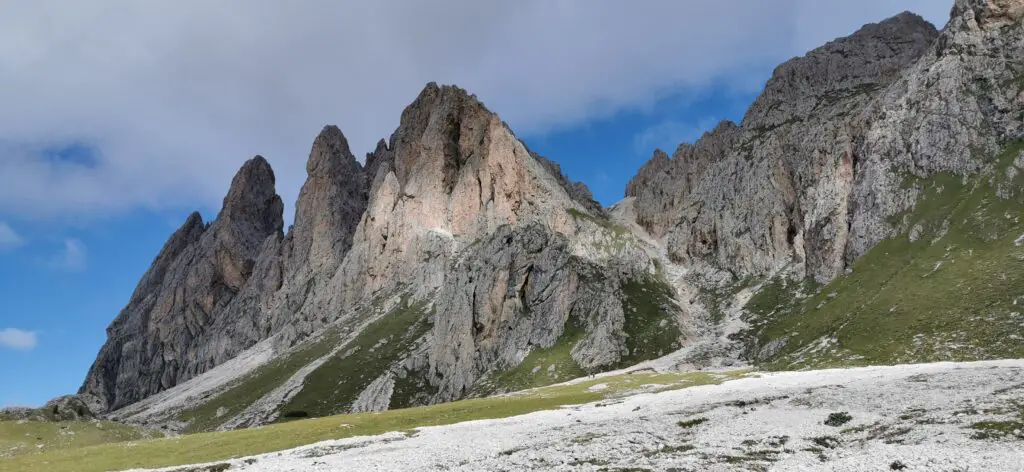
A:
[[0, 0, 951, 406]]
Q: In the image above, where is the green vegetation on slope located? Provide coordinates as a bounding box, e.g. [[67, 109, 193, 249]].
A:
[[177, 326, 347, 433], [566, 208, 629, 235], [745, 141, 1024, 369], [470, 316, 590, 396], [472, 271, 683, 395], [0, 420, 155, 459], [617, 275, 683, 368], [3, 371, 747, 472], [388, 366, 440, 410], [278, 299, 431, 420]]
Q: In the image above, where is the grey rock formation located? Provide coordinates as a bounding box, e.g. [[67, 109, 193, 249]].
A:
[[626, 121, 740, 239], [80, 82, 670, 423], [81, 157, 285, 411], [0, 395, 95, 422], [628, 7, 1019, 285], [42, 396, 96, 421]]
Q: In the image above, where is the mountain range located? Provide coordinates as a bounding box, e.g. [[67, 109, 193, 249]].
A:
[[68, 0, 1024, 434]]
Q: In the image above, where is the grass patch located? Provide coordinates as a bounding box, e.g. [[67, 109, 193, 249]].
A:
[[389, 366, 440, 411], [743, 141, 1024, 369], [824, 412, 852, 427], [617, 275, 682, 368], [471, 315, 589, 396], [0, 420, 153, 458], [970, 420, 1024, 440], [3, 370, 745, 472], [677, 417, 709, 429], [278, 299, 432, 420]]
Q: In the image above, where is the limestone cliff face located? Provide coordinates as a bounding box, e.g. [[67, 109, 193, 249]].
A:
[[80, 83, 661, 419], [629, 5, 1022, 285], [329, 84, 590, 308], [80, 127, 372, 412], [291, 84, 669, 406], [625, 121, 740, 239]]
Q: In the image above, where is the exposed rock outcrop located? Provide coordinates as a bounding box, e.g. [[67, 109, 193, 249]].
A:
[[625, 121, 740, 239], [81, 157, 285, 411], [628, 8, 1018, 284]]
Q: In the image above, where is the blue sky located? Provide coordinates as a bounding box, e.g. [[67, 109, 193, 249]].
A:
[[0, 1, 950, 407]]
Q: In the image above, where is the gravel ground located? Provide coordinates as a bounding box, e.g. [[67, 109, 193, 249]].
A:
[[132, 360, 1024, 471]]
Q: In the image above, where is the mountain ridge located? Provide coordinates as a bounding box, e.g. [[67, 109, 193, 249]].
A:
[[74, 0, 1023, 432]]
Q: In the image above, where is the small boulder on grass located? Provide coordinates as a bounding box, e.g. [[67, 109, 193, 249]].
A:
[[824, 412, 852, 427]]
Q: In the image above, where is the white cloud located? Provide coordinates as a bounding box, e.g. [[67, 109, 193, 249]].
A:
[[0, 222, 23, 250], [0, 328, 37, 351], [0, 1, 952, 222], [52, 238, 87, 272]]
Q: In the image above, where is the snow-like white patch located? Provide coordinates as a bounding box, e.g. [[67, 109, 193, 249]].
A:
[[1015, 232, 1024, 246], [128, 359, 1024, 472], [586, 383, 608, 392]]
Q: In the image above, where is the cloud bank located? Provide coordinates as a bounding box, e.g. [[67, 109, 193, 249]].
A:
[[0, 1, 951, 222], [0, 328, 37, 351]]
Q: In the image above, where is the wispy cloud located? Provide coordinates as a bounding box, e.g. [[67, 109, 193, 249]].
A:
[[0, 328, 37, 351], [52, 238, 87, 272], [633, 117, 720, 156], [0, 221, 24, 251]]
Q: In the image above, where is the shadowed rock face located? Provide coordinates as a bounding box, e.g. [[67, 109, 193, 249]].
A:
[[79, 133, 373, 411], [82, 157, 285, 411]]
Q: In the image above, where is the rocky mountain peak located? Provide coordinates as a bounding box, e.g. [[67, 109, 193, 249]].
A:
[[625, 120, 740, 238], [284, 125, 368, 276], [389, 82, 492, 193], [307, 125, 358, 177], [743, 11, 938, 129], [364, 138, 394, 192], [219, 155, 284, 238]]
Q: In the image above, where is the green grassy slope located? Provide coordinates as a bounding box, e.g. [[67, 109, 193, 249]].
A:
[[471, 272, 683, 396], [0, 420, 156, 459], [2, 371, 746, 472], [176, 326, 347, 433], [744, 142, 1024, 369], [175, 296, 420, 433], [617, 275, 683, 368], [470, 315, 590, 396], [278, 299, 431, 420]]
